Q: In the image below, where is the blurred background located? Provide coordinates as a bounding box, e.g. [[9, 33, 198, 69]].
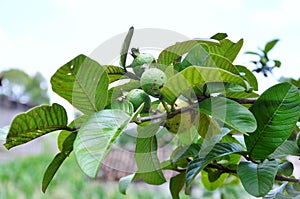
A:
[[0, 0, 299, 198]]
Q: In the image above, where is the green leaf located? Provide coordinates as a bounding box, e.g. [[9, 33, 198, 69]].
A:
[[186, 142, 244, 189], [245, 82, 300, 160], [237, 160, 278, 197], [263, 182, 288, 199], [110, 99, 134, 116], [42, 132, 76, 193], [236, 65, 258, 91], [208, 38, 244, 62], [106, 79, 140, 106], [203, 53, 240, 74], [171, 144, 201, 164], [4, 103, 68, 149], [269, 140, 300, 158], [104, 65, 125, 83], [264, 39, 279, 54], [198, 97, 257, 133], [201, 171, 229, 191], [278, 161, 293, 176], [161, 66, 248, 104], [74, 109, 131, 178], [57, 115, 88, 151], [274, 60, 281, 67], [120, 26, 134, 68], [170, 172, 186, 199], [181, 44, 210, 70], [118, 174, 135, 195], [134, 123, 166, 185], [197, 114, 221, 138], [51, 54, 109, 115], [210, 33, 228, 41], [157, 39, 219, 66], [0, 126, 9, 141]]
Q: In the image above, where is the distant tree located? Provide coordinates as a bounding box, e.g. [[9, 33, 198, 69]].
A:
[[0, 69, 49, 105]]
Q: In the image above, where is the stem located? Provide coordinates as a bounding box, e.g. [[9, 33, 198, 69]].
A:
[[227, 97, 257, 104], [206, 164, 299, 183], [137, 96, 257, 123]]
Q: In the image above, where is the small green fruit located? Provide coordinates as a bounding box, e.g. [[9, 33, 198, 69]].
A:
[[165, 98, 194, 134], [130, 54, 154, 77], [140, 68, 167, 97], [127, 89, 151, 112]]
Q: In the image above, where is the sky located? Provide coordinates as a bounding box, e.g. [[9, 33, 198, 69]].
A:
[[0, 0, 299, 99]]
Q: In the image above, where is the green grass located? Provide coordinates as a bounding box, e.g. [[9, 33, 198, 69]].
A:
[[0, 153, 254, 199], [0, 154, 171, 199]]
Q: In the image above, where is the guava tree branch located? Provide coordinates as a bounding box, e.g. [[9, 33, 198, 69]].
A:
[[136, 96, 257, 123], [206, 163, 299, 183]]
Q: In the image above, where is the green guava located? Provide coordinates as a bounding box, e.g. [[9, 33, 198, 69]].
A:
[[140, 68, 167, 97], [126, 89, 151, 112]]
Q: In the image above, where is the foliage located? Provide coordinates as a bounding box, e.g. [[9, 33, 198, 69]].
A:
[[245, 39, 281, 77], [2, 27, 300, 198], [0, 69, 49, 105]]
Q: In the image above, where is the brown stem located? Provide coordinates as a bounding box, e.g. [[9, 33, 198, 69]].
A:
[[206, 164, 299, 183], [137, 96, 257, 123], [227, 97, 257, 104]]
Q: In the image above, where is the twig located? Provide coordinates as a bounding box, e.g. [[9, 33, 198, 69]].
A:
[[137, 96, 257, 123]]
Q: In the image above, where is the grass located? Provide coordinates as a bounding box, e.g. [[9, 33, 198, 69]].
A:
[[0, 154, 172, 199], [0, 153, 254, 199]]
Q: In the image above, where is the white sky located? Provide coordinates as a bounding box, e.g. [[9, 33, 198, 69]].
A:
[[0, 0, 299, 97]]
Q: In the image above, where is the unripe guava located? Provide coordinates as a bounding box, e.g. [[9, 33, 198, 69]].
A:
[[140, 68, 167, 97], [158, 98, 197, 134], [127, 89, 151, 112]]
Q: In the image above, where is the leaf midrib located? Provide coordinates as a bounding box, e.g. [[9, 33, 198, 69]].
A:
[[248, 87, 291, 157]]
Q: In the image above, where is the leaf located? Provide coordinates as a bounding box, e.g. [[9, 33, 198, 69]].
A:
[[203, 53, 240, 74], [134, 123, 166, 185], [278, 161, 293, 176], [264, 39, 279, 54], [198, 97, 257, 133], [4, 103, 68, 149], [170, 172, 186, 199], [171, 144, 201, 164], [42, 132, 76, 193], [0, 126, 9, 141], [181, 44, 210, 70], [197, 114, 221, 138], [186, 142, 244, 189], [237, 160, 278, 197], [104, 65, 125, 83], [274, 60, 281, 67], [120, 26, 134, 68], [269, 140, 300, 158], [209, 39, 244, 62], [161, 66, 248, 105], [263, 182, 288, 199], [210, 33, 228, 41], [118, 174, 135, 195], [106, 79, 140, 106], [157, 39, 219, 66], [51, 54, 109, 115], [110, 99, 134, 116], [74, 109, 131, 178], [236, 65, 258, 91], [201, 171, 229, 191], [57, 115, 88, 151], [245, 82, 300, 160]]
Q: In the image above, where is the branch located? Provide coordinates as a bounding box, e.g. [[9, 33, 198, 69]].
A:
[[227, 97, 257, 104], [275, 175, 299, 183], [207, 164, 299, 183], [136, 95, 257, 123]]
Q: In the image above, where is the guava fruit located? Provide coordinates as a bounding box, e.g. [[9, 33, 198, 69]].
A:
[[158, 98, 197, 134], [140, 68, 167, 97], [129, 48, 154, 77], [127, 89, 151, 112]]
